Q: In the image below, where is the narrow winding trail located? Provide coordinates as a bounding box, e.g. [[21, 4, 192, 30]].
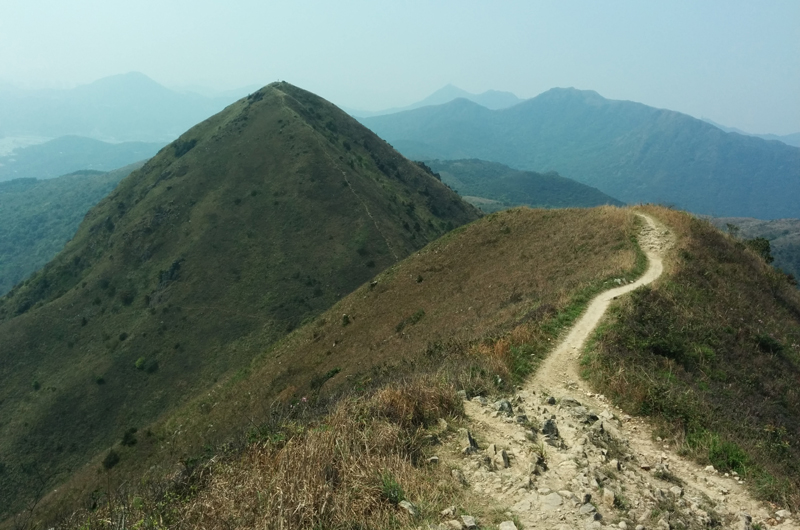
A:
[[531, 213, 667, 398], [443, 213, 797, 530]]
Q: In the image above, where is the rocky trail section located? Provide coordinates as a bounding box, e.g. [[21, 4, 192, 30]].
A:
[[428, 215, 797, 530]]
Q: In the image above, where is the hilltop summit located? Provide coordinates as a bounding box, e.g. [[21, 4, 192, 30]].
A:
[[0, 81, 478, 518]]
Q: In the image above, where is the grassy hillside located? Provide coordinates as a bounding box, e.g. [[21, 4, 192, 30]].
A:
[[0, 164, 142, 295], [710, 216, 800, 283], [362, 89, 800, 219], [584, 206, 800, 509], [35, 206, 644, 528], [427, 158, 623, 213], [0, 82, 478, 520], [0, 136, 163, 182]]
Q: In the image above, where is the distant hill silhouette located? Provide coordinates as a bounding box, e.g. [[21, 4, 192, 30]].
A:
[[702, 118, 800, 148], [0, 136, 163, 182], [0, 82, 478, 519], [426, 159, 623, 212], [345, 84, 522, 117], [362, 88, 800, 219], [0, 72, 244, 142]]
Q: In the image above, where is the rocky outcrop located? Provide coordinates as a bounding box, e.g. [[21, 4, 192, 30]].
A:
[[434, 389, 798, 530]]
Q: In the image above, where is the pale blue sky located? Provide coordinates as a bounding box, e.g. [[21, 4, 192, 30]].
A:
[[1, 0, 798, 134]]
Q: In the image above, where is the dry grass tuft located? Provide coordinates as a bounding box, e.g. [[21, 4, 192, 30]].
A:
[[370, 378, 464, 430], [61, 381, 462, 530]]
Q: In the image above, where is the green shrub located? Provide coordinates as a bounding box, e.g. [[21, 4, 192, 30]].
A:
[[379, 471, 404, 505], [709, 437, 748, 474], [173, 138, 197, 158], [135, 357, 146, 370], [102, 450, 120, 470], [310, 368, 341, 390], [396, 309, 425, 332], [121, 428, 137, 447]]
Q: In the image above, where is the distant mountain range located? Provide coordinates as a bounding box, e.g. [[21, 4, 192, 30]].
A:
[[0, 136, 164, 182], [0, 72, 246, 142], [345, 84, 522, 117], [362, 88, 800, 219], [702, 118, 800, 148], [426, 159, 623, 212]]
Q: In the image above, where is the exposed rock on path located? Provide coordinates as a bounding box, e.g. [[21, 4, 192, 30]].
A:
[[442, 214, 798, 530]]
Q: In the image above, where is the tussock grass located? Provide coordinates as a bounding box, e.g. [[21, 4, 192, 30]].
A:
[[56, 379, 463, 530], [584, 205, 800, 510]]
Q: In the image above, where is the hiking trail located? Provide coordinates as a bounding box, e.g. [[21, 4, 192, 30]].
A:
[[435, 213, 797, 530]]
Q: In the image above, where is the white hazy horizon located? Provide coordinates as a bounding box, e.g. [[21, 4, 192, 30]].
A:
[[1, 1, 798, 135]]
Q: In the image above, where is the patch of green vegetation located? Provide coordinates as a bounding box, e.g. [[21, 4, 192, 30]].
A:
[[379, 470, 405, 505], [121, 428, 138, 447], [102, 450, 120, 470], [310, 367, 341, 390]]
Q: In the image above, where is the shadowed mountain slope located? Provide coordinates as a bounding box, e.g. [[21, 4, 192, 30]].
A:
[[426, 158, 623, 212], [0, 163, 143, 296], [362, 88, 800, 219], [0, 82, 478, 519]]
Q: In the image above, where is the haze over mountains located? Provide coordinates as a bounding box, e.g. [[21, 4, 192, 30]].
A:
[[703, 118, 800, 148], [0, 76, 798, 527], [0, 82, 478, 518], [0, 136, 163, 182], [362, 88, 800, 220], [0, 72, 245, 143], [345, 84, 523, 117]]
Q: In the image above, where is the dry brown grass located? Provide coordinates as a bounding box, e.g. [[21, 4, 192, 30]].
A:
[[57, 380, 462, 530], [33, 206, 644, 527], [158, 207, 640, 450]]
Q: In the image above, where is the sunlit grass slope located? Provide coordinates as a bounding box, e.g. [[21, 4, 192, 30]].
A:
[[585, 205, 800, 510], [40, 206, 643, 528], [0, 82, 478, 520]]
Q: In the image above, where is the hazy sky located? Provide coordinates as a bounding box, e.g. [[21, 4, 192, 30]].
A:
[[1, 1, 798, 134]]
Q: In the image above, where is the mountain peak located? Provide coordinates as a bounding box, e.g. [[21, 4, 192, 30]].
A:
[[0, 81, 479, 518]]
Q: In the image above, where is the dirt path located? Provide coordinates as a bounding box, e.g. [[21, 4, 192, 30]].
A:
[[441, 213, 797, 530], [532, 213, 667, 396]]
